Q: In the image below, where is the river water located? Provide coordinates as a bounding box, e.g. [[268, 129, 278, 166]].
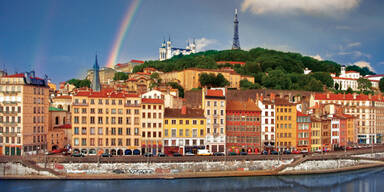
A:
[[2, 167, 384, 192]]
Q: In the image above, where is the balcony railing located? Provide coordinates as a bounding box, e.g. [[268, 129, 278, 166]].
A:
[[2, 101, 20, 104], [73, 103, 88, 106], [125, 103, 140, 107], [1, 132, 18, 137], [0, 90, 21, 94]]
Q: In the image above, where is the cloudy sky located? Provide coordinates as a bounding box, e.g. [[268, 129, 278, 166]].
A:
[[0, 0, 383, 84]]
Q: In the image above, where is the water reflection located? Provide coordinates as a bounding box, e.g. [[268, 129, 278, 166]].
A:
[[2, 167, 384, 192]]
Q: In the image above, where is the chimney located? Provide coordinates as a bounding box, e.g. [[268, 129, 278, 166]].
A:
[[270, 93, 275, 101], [181, 105, 187, 115]]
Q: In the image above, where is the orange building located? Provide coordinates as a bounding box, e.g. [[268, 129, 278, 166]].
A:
[[71, 89, 142, 156], [275, 98, 297, 151], [159, 68, 254, 90]]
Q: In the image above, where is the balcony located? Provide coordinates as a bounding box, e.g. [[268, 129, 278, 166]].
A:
[[1, 122, 18, 126], [1, 132, 18, 137], [1, 111, 18, 115], [2, 101, 20, 105], [73, 103, 88, 106], [0, 90, 21, 95], [125, 103, 140, 107]]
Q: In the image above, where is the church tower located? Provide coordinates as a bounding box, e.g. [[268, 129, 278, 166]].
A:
[[91, 55, 101, 92], [166, 36, 172, 59], [232, 9, 240, 50]]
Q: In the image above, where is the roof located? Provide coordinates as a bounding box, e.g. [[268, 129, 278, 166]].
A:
[[144, 67, 156, 71], [315, 93, 372, 101], [365, 74, 384, 78], [130, 59, 144, 64], [142, 98, 164, 104], [53, 95, 72, 99], [54, 124, 72, 129], [297, 111, 309, 117], [3, 73, 24, 78], [216, 61, 246, 65], [164, 108, 204, 118], [274, 98, 296, 106], [206, 89, 224, 97], [226, 100, 261, 112], [346, 71, 359, 74], [49, 107, 65, 112], [74, 89, 140, 98]]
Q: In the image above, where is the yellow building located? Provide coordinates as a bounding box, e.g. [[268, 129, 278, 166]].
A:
[[71, 89, 142, 156], [86, 67, 116, 85], [163, 106, 206, 155], [310, 117, 322, 152], [275, 98, 297, 151], [159, 68, 254, 90], [346, 115, 356, 145]]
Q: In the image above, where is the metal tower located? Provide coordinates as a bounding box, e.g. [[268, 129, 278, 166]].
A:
[[232, 9, 240, 50]]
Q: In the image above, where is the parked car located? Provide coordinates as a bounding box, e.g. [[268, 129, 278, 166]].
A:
[[228, 152, 238, 156], [101, 153, 113, 157], [291, 150, 301, 154], [261, 150, 268, 155], [71, 152, 84, 157], [143, 153, 153, 157], [213, 152, 225, 156], [113, 169, 124, 174], [197, 149, 211, 156], [240, 152, 248, 155], [346, 146, 353, 150], [283, 150, 291, 154], [270, 150, 279, 155], [173, 152, 182, 157], [301, 149, 309, 154], [185, 152, 195, 156], [158, 153, 167, 157], [314, 149, 322, 153]]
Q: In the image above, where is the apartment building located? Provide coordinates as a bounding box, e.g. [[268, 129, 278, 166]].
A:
[[71, 89, 142, 155], [0, 72, 49, 155]]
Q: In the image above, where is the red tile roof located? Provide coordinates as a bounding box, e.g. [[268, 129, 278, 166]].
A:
[[346, 71, 359, 73], [74, 89, 139, 98], [54, 95, 72, 99], [226, 100, 261, 112], [216, 61, 246, 66], [142, 98, 164, 104], [206, 89, 224, 97], [136, 72, 151, 75], [297, 111, 308, 117], [314, 93, 374, 101], [365, 74, 384, 78], [144, 67, 156, 71], [131, 59, 144, 64], [54, 124, 72, 129], [3, 73, 24, 78]]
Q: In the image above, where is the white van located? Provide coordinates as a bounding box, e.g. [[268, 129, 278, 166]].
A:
[[197, 149, 211, 156]]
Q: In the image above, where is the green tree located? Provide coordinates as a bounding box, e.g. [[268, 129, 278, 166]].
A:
[[379, 78, 384, 92], [66, 79, 91, 88], [357, 78, 372, 91], [335, 82, 340, 90], [262, 69, 292, 90], [240, 79, 261, 89], [310, 72, 334, 88], [199, 73, 229, 88], [113, 72, 128, 81], [167, 82, 184, 98]]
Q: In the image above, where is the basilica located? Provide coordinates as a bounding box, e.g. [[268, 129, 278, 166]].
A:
[[159, 37, 196, 61]]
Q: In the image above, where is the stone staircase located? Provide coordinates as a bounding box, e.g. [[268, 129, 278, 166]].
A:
[[19, 160, 63, 176], [274, 155, 310, 173]]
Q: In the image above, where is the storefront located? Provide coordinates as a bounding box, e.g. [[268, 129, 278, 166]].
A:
[[184, 146, 205, 155]]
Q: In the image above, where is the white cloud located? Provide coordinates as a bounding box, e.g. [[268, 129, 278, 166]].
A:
[[195, 38, 217, 52], [241, 0, 361, 16], [347, 42, 361, 48], [338, 51, 371, 59], [311, 54, 323, 61], [353, 61, 375, 72]]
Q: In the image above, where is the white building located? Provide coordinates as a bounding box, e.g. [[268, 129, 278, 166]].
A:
[[159, 38, 196, 61], [141, 89, 181, 109], [257, 99, 276, 149], [331, 118, 340, 146], [331, 66, 360, 91]]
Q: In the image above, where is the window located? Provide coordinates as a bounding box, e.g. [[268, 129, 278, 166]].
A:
[[90, 127, 95, 135], [74, 127, 79, 135], [185, 129, 190, 136], [98, 127, 103, 135], [126, 128, 131, 135], [179, 120, 183, 124], [186, 120, 189, 125], [207, 110, 210, 115], [165, 129, 168, 136], [179, 129, 183, 136], [193, 120, 197, 125], [172, 120, 176, 124], [200, 120, 204, 125], [126, 138, 131, 146], [81, 138, 86, 146], [81, 127, 86, 135], [165, 120, 168, 125], [171, 129, 176, 137], [207, 101, 210, 106], [200, 129, 204, 136]]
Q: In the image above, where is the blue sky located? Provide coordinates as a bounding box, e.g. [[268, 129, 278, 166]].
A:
[[0, 0, 383, 84]]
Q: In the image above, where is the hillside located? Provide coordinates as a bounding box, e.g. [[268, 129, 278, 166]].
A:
[[132, 48, 375, 92]]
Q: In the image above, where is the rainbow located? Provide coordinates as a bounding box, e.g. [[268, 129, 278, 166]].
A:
[[106, 0, 141, 68]]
